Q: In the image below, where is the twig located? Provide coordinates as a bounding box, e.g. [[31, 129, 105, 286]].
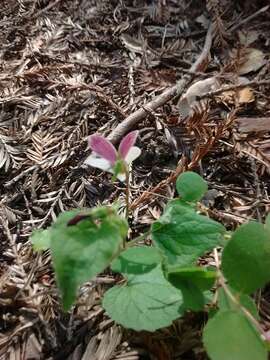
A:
[[107, 23, 214, 144], [229, 5, 269, 32], [107, 85, 178, 144], [130, 128, 220, 210], [198, 80, 270, 100], [130, 158, 186, 210], [126, 230, 151, 248], [31, 0, 62, 19]]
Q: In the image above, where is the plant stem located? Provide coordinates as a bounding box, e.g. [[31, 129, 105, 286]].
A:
[[125, 167, 130, 220], [126, 230, 151, 248], [213, 249, 265, 336], [219, 273, 265, 335], [122, 167, 130, 249]]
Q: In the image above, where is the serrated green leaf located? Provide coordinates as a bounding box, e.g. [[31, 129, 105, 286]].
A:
[[222, 222, 270, 294], [176, 171, 208, 202], [31, 229, 51, 251], [151, 201, 225, 266], [111, 246, 162, 275], [218, 287, 259, 320], [50, 208, 128, 310], [203, 310, 267, 360], [103, 265, 184, 331]]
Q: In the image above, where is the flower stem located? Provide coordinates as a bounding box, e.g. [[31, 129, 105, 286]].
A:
[[122, 167, 130, 249], [125, 167, 130, 220]]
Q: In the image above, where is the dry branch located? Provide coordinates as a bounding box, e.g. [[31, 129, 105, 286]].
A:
[[107, 24, 214, 144], [237, 117, 270, 133], [198, 79, 270, 100]]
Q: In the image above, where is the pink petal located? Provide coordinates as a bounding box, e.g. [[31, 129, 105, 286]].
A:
[[118, 130, 139, 159], [88, 134, 117, 164]]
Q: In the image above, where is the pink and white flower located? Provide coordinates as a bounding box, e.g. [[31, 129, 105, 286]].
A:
[[84, 131, 141, 182]]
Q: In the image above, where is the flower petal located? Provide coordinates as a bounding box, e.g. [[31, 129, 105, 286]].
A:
[[88, 134, 117, 164], [116, 173, 126, 182], [119, 130, 139, 159], [84, 153, 112, 172], [124, 146, 141, 164]]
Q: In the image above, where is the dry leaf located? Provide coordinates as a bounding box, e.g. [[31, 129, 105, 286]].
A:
[[238, 30, 259, 46], [178, 77, 219, 118], [217, 87, 254, 105], [237, 87, 254, 104], [238, 48, 265, 75]]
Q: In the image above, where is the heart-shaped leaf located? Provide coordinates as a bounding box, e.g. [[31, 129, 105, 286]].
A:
[[103, 265, 184, 331]]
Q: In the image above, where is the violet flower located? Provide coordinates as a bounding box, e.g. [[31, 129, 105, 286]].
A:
[[84, 131, 141, 182]]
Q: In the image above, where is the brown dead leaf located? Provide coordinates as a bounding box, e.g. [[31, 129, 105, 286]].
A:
[[238, 30, 259, 46], [216, 86, 254, 106], [178, 77, 219, 118], [238, 48, 265, 75], [238, 87, 255, 104]]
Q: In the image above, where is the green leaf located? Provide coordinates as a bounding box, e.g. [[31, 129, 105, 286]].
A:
[[176, 171, 208, 202], [177, 281, 205, 311], [151, 201, 225, 266], [203, 310, 267, 360], [31, 229, 51, 251], [103, 265, 184, 331], [167, 266, 216, 311], [50, 208, 128, 310], [218, 287, 259, 320], [222, 222, 270, 294], [111, 246, 162, 275], [167, 266, 217, 290]]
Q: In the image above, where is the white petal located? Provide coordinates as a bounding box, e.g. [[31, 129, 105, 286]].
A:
[[125, 146, 141, 164], [116, 173, 126, 182], [84, 153, 112, 172]]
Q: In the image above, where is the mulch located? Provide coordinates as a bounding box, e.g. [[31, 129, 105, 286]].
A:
[[1, 0, 270, 359]]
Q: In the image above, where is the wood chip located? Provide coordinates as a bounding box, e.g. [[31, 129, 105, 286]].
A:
[[236, 117, 270, 133]]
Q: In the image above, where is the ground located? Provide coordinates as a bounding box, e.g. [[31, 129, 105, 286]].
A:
[[1, 0, 270, 359]]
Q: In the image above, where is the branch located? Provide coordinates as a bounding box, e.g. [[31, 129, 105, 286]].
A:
[[107, 23, 214, 144], [198, 79, 270, 100], [229, 5, 269, 32]]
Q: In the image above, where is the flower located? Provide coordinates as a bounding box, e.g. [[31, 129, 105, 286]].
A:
[[84, 131, 141, 182]]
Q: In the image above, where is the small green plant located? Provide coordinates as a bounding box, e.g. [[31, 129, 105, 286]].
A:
[[31, 133, 270, 360]]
